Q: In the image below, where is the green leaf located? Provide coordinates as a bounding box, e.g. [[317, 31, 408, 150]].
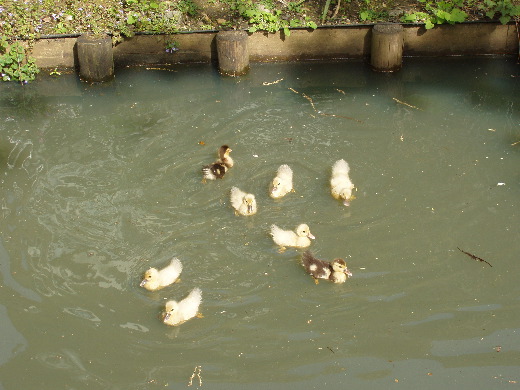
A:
[[283, 27, 290, 36], [499, 14, 511, 24], [127, 14, 136, 24], [425, 19, 435, 29], [450, 8, 468, 23]]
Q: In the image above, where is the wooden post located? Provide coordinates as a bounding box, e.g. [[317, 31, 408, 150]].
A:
[[216, 31, 249, 76], [371, 23, 404, 72], [76, 34, 114, 82]]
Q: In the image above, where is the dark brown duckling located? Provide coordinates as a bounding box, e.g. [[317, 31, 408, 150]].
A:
[[302, 251, 352, 284], [202, 145, 233, 182]]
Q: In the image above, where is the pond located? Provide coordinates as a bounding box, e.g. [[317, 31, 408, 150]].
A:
[[0, 57, 519, 390]]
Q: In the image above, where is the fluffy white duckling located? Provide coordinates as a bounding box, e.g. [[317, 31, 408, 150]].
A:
[[202, 145, 233, 181], [302, 251, 352, 284], [162, 287, 202, 326], [270, 223, 315, 250], [230, 186, 257, 216], [330, 159, 355, 206], [269, 164, 294, 199], [140, 258, 183, 291]]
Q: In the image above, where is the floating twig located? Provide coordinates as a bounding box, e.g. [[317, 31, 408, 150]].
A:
[[288, 88, 363, 123], [511, 140, 520, 146], [145, 67, 177, 72], [263, 78, 284, 86], [392, 97, 423, 111], [188, 366, 202, 387], [327, 346, 335, 353], [457, 247, 492, 267]]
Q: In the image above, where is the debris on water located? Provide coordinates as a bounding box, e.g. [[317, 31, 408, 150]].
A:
[[392, 97, 423, 111], [457, 247, 492, 267], [262, 78, 284, 86]]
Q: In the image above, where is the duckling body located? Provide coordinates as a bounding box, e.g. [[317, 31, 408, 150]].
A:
[[302, 251, 352, 284], [269, 164, 294, 199], [230, 187, 257, 216], [330, 159, 355, 206], [202, 162, 228, 181], [140, 257, 183, 291], [162, 287, 202, 326], [202, 145, 233, 181], [270, 224, 315, 249]]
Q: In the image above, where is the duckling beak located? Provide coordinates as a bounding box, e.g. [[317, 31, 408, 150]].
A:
[[247, 204, 253, 213], [344, 268, 353, 278], [139, 279, 147, 287], [343, 199, 351, 206], [164, 313, 171, 321], [308, 232, 315, 240]]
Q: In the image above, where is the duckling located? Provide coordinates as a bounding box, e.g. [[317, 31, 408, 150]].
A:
[[217, 144, 233, 168], [330, 159, 356, 206], [230, 187, 257, 216], [302, 251, 352, 284], [202, 145, 233, 181], [270, 223, 315, 250], [140, 257, 182, 291], [162, 287, 202, 326], [269, 164, 294, 199]]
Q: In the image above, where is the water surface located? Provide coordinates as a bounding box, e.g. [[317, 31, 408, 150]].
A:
[[0, 57, 519, 389]]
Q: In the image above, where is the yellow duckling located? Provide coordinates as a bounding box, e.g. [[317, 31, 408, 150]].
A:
[[330, 159, 355, 206], [162, 287, 202, 326], [269, 164, 294, 199], [202, 145, 233, 181], [140, 258, 182, 291], [270, 223, 315, 250], [230, 186, 257, 216], [302, 251, 352, 284]]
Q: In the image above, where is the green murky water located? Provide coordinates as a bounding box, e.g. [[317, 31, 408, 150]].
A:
[[0, 57, 519, 390]]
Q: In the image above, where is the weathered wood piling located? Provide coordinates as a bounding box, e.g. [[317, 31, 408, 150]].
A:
[[216, 31, 249, 76], [371, 23, 404, 72], [76, 34, 114, 82]]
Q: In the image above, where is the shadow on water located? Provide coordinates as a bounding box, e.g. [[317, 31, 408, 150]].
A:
[[0, 57, 519, 389]]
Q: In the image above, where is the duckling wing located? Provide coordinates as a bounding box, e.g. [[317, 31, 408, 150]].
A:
[[178, 288, 202, 320], [230, 187, 246, 210], [277, 164, 293, 182], [270, 225, 296, 246], [302, 251, 332, 279], [159, 258, 183, 285], [332, 159, 350, 175]]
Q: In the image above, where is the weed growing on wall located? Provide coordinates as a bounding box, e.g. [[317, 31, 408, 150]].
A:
[[0, 38, 40, 83]]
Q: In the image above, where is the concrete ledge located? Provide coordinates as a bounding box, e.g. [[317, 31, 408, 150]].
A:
[[30, 23, 518, 69]]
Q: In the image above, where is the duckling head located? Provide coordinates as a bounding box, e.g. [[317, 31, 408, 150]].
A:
[[271, 178, 282, 193], [296, 224, 315, 240], [163, 300, 179, 321], [140, 268, 159, 287], [339, 189, 353, 206], [332, 258, 352, 277], [219, 145, 232, 158], [244, 194, 256, 214]]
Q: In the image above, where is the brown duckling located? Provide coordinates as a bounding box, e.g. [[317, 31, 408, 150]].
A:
[[302, 251, 352, 284]]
